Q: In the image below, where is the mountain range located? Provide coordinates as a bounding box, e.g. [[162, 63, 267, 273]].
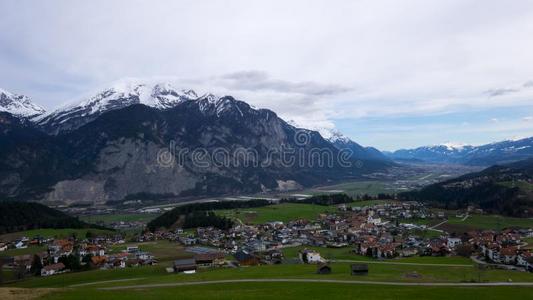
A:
[[399, 158, 533, 217], [386, 139, 533, 166], [0, 83, 391, 205]]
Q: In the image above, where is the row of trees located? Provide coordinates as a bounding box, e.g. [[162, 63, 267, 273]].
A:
[[183, 211, 234, 230], [281, 193, 354, 206]]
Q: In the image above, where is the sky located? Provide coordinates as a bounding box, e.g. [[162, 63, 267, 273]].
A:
[[0, 0, 532, 150]]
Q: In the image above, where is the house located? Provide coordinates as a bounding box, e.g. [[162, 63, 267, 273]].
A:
[[41, 263, 66, 276], [15, 241, 27, 249], [127, 246, 139, 253], [500, 247, 517, 265], [517, 252, 531, 268], [234, 250, 261, 266], [299, 249, 323, 264], [350, 263, 369, 276], [194, 252, 225, 267], [90, 255, 107, 267], [447, 238, 462, 249], [173, 258, 197, 274], [316, 263, 332, 274]]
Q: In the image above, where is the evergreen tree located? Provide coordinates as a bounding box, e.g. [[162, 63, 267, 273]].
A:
[[31, 254, 43, 276]]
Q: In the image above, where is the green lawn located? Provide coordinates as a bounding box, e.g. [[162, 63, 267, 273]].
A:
[[37, 282, 533, 300], [281, 245, 372, 261], [216, 203, 337, 224], [499, 180, 533, 192], [0, 228, 115, 241], [80, 213, 160, 224], [310, 180, 396, 197], [281, 245, 472, 265], [13, 252, 533, 290], [446, 215, 533, 230], [109, 240, 192, 262], [0, 245, 46, 257]]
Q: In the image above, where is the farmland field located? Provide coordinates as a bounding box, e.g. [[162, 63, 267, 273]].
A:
[[0, 245, 47, 258], [0, 228, 114, 242], [216, 201, 396, 225], [6, 258, 533, 300], [109, 240, 194, 262], [441, 215, 533, 232], [216, 203, 337, 224], [34, 283, 533, 300]]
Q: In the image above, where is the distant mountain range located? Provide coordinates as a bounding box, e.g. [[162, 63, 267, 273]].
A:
[[399, 158, 533, 217], [0, 82, 392, 205], [386, 138, 533, 166]]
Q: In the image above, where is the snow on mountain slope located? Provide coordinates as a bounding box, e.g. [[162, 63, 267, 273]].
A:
[[0, 88, 46, 118], [285, 122, 389, 162], [388, 137, 533, 165], [37, 80, 200, 134]]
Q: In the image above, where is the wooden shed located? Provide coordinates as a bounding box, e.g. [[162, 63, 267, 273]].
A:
[[350, 263, 369, 275]]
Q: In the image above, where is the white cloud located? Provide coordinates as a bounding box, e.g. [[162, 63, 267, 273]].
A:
[[1, 0, 533, 148]]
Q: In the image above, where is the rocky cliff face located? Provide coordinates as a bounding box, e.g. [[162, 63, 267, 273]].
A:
[[1, 97, 391, 205]]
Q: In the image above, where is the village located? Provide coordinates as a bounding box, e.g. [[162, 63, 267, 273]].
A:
[[2, 201, 533, 280]]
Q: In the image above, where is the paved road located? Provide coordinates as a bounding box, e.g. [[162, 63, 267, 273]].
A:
[[428, 219, 448, 230], [98, 278, 533, 290], [470, 256, 526, 271], [69, 278, 147, 287], [332, 259, 473, 267]]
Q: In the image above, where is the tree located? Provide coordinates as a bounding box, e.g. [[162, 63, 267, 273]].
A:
[[31, 254, 43, 276], [59, 254, 81, 271], [14, 264, 27, 280]]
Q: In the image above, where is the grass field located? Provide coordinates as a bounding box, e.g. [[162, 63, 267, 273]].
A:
[[309, 180, 396, 197], [35, 283, 533, 300], [80, 213, 160, 224], [7, 250, 533, 300], [216, 203, 337, 224], [0, 228, 115, 242], [281, 245, 473, 265], [109, 240, 192, 262], [499, 180, 533, 192], [0, 245, 46, 257], [216, 201, 396, 225], [12, 254, 533, 290], [281, 245, 372, 261], [444, 215, 533, 231]]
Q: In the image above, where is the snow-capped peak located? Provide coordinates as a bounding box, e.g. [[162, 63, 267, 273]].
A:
[[325, 129, 352, 144], [39, 80, 200, 123], [0, 88, 46, 118], [439, 142, 470, 151], [285, 120, 352, 143], [198, 93, 219, 103]]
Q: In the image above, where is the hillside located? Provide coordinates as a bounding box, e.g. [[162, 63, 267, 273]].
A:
[[399, 158, 533, 216], [0, 201, 102, 234], [0, 87, 392, 205]]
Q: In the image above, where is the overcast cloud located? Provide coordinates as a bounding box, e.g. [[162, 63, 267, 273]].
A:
[[0, 0, 532, 150]]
